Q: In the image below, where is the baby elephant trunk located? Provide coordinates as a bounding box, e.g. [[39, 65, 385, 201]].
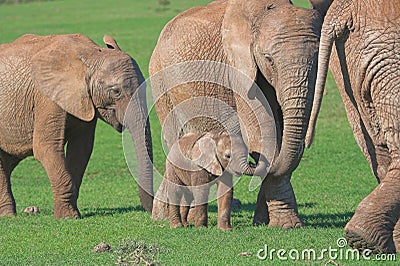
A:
[[233, 156, 257, 176], [242, 161, 257, 176]]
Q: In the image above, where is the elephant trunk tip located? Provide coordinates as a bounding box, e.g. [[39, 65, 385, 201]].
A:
[[251, 159, 269, 178], [241, 161, 255, 176]]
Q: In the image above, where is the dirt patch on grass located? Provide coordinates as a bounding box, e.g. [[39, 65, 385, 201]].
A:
[[114, 238, 164, 266]]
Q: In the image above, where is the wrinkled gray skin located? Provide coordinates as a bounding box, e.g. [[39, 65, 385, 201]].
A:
[[166, 132, 256, 230], [150, 0, 331, 228], [306, 0, 400, 254], [0, 34, 153, 218]]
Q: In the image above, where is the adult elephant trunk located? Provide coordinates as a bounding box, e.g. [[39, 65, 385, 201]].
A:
[[269, 59, 315, 177], [124, 83, 154, 213]]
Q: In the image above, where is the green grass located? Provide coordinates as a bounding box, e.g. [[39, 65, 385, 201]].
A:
[[0, 0, 396, 265]]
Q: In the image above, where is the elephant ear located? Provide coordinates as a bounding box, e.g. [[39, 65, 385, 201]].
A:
[[31, 35, 95, 122], [103, 35, 121, 51], [222, 0, 292, 83], [222, 0, 257, 82], [192, 134, 223, 176]]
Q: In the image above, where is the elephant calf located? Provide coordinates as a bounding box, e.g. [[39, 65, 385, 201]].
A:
[[165, 131, 256, 230], [0, 34, 153, 218]]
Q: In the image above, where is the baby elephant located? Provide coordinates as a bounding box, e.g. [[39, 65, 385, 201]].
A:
[[165, 131, 257, 230]]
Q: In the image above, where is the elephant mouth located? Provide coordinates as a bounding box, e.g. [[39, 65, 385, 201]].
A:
[[96, 107, 123, 132], [114, 123, 123, 133], [229, 162, 257, 177]]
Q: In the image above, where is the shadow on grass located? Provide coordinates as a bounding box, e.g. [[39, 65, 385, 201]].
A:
[[82, 205, 145, 218], [209, 201, 354, 229], [82, 202, 353, 228], [301, 212, 354, 228]]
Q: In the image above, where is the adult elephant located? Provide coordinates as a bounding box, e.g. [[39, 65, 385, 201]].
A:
[[306, 0, 400, 253], [150, 0, 331, 228], [0, 34, 153, 218]]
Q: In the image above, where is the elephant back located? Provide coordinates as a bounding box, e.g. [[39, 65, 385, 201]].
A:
[[150, 0, 239, 148]]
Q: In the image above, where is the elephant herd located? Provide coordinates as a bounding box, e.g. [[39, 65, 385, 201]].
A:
[[0, 0, 398, 254]]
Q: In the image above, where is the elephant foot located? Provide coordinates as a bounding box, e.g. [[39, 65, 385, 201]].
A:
[[344, 216, 396, 253], [151, 181, 170, 221], [268, 210, 303, 229], [218, 223, 232, 231], [182, 220, 190, 227], [152, 197, 169, 221], [344, 175, 400, 254], [253, 211, 269, 226], [170, 221, 183, 228], [0, 204, 16, 217], [255, 175, 302, 228], [217, 213, 231, 230], [180, 213, 190, 227], [186, 207, 195, 223], [393, 221, 400, 252], [53, 202, 80, 219]]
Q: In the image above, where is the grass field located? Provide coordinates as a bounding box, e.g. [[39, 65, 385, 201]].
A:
[[0, 0, 396, 265]]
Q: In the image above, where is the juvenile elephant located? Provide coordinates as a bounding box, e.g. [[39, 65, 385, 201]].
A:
[[150, 0, 331, 228], [166, 131, 256, 230], [306, 0, 400, 253], [0, 34, 153, 218]]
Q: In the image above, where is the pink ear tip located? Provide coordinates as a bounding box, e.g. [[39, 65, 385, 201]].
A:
[[103, 35, 112, 43], [103, 35, 120, 50]]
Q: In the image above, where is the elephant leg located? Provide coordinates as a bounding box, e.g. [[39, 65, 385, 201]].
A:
[[344, 161, 400, 253], [192, 181, 211, 228], [33, 103, 79, 219], [193, 203, 208, 228], [152, 179, 170, 220], [393, 219, 400, 252], [36, 151, 79, 219], [165, 165, 185, 228], [253, 183, 270, 225], [180, 205, 190, 227], [216, 173, 233, 230], [0, 153, 20, 216], [167, 183, 183, 228], [169, 203, 183, 228], [180, 190, 193, 227], [192, 187, 208, 228], [254, 174, 303, 229], [65, 118, 96, 200], [345, 101, 400, 253], [344, 120, 400, 255]]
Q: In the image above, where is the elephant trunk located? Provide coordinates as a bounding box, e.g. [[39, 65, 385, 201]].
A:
[[230, 148, 257, 176], [305, 25, 335, 148], [240, 159, 256, 176], [125, 85, 154, 213], [268, 63, 315, 178]]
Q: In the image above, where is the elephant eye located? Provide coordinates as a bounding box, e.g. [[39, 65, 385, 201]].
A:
[[108, 87, 121, 99], [224, 153, 231, 159], [264, 54, 276, 72], [265, 54, 274, 65]]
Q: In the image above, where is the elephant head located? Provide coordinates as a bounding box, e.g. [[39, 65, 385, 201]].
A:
[[192, 131, 257, 177], [31, 34, 153, 212], [222, 0, 332, 178]]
